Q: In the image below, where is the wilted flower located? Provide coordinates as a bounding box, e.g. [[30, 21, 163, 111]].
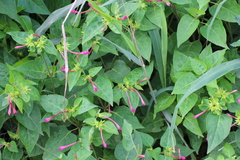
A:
[[7, 94, 18, 115]]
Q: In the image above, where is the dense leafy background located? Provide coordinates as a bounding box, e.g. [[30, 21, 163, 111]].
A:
[[1, 0, 240, 159]]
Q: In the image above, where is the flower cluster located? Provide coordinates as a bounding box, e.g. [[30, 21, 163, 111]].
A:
[[194, 89, 237, 118]]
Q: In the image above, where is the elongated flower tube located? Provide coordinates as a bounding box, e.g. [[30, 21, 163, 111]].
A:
[[58, 141, 81, 151], [7, 95, 18, 115], [88, 78, 98, 91], [99, 129, 107, 148], [132, 89, 146, 106], [238, 99, 240, 103], [61, 66, 75, 72], [125, 91, 136, 113], [14, 45, 27, 49], [71, 9, 92, 14], [171, 147, 186, 159], [117, 15, 127, 20], [193, 109, 208, 119], [226, 113, 239, 127], [101, 115, 122, 132], [44, 111, 69, 123], [69, 50, 90, 55]]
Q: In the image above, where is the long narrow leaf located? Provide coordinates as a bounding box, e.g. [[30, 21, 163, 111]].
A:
[[101, 37, 141, 66], [35, 0, 85, 35], [169, 59, 240, 145]]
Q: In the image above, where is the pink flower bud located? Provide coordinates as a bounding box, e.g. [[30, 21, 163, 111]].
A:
[[238, 99, 240, 103], [69, 50, 90, 55], [44, 118, 51, 123], [117, 15, 127, 20], [14, 45, 27, 49], [58, 141, 78, 150], [71, 10, 79, 13]]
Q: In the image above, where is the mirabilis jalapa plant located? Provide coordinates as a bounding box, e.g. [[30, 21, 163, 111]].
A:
[[1, 0, 240, 159]]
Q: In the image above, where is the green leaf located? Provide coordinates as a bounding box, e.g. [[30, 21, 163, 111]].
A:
[[191, 58, 207, 75], [118, 2, 142, 16], [89, 66, 102, 77], [80, 126, 94, 151], [222, 143, 235, 157], [68, 71, 81, 91], [204, 49, 226, 69], [18, 0, 50, 15], [14, 60, 47, 79], [209, 0, 240, 22], [103, 121, 119, 135], [19, 15, 32, 31], [114, 131, 142, 160], [160, 127, 176, 147], [139, 132, 154, 147], [66, 143, 92, 160], [16, 107, 42, 135], [18, 124, 39, 155], [154, 92, 176, 118], [44, 39, 60, 57], [135, 31, 152, 62], [82, 14, 105, 44], [170, 0, 191, 4], [0, 0, 19, 22], [122, 120, 134, 151], [7, 31, 28, 44], [0, 63, 9, 87], [105, 60, 131, 83], [40, 94, 68, 114], [7, 141, 18, 152], [3, 147, 23, 160], [146, 7, 163, 28], [89, 75, 113, 105], [206, 113, 232, 153], [43, 125, 77, 160], [236, 129, 240, 149], [183, 113, 203, 137], [200, 18, 228, 49], [178, 93, 198, 117], [112, 106, 144, 130], [172, 72, 197, 94], [177, 14, 200, 47], [197, 0, 210, 10], [72, 97, 98, 116]]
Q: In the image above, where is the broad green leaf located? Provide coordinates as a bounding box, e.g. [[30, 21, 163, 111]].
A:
[[172, 72, 197, 94], [200, 18, 228, 49], [18, 124, 39, 155], [171, 50, 192, 73], [40, 94, 68, 114], [43, 125, 77, 160], [139, 17, 158, 31], [199, 44, 212, 60], [66, 143, 92, 160], [197, 0, 210, 10], [18, 0, 50, 15], [112, 106, 144, 130], [160, 127, 176, 147], [19, 16, 32, 31], [139, 132, 154, 147], [191, 58, 207, 75], [206, 113, 232, 153], [154, 92, 176, 118], [114, 131, 142, 160], [204, 49, 226, 69], [14, 60, 47, 79], [118, 2, 142, 16], [82, 15, 105, 44], [7, 31, 28, 44], [222, 143, 235, 157], [80, 126, 94, 151], [68, 71, 81, 91], [44, 39, 60, 57], [0, 63, 9, 87], [135, 31, 152, 62], [236, 129, 240, 149], [146, 7, 163, 28], [177, 40, 202, 53], [73, 97, 98, 116], [105, 60, 131, 83], [177, 14, 200, 47], [0, 0, 19, 22], [183, 113, 203, 137], [89, 66, 102, 77], [170, 0, 191, 4], [231, 39, 240, 47], [3, 147, 23, 160], [122, 120, 134, 151], [89, 75, 113, 105], [209, 0, 240, 22], [103, 121, 119, 135], [16, 107, 42, 135], [188, 132, 202, 154], [178, 93, 198, 117], [7, 141, 18, 152]]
